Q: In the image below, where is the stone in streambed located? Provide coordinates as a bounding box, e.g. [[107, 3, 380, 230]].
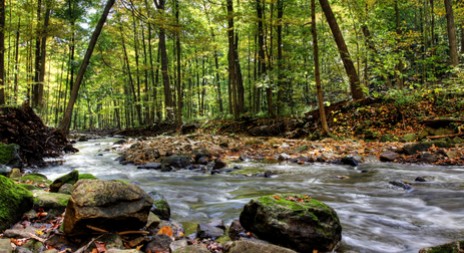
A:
[[0, 175, 33, 232], [148, 191, 171, 220], [341, 156, 360, 167], [0, 238, 13, 253], [172, 245, 210, 253], [239, 194, 341, 252], [32, 190, 70, 216], [161, 155, 192, 171], [137, 162, 162, 170], [63, 179, 153, 235], [49, 170, 79, 192]]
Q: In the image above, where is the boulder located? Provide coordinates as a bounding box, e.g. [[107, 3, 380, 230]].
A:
[[145, 234, 172, 253], [32, 190, 70, 215], [0, 175, 33, 231], [197, 223, 225, 239], [161, 155, 192, 171], [63, 179, 153, 235], [228, 220, 247, 241], [148, 191, 171, 220], [239, 194, 341, 252], [224, 240, 297, 253], [341, 156, 360, 167], [380, 151, 399, 162], [137, 162, 162, 170], [49, 170, 79, 192], [419, 240, 464, 253]]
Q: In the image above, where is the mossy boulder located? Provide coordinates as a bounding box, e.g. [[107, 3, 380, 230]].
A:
[[239, 194, 342, 252], [32, 190, 70, 216], [0, 143, 21, 167], [50, 170, 79, 192], [78, 173, 98, 180], [419, 240, 464, 253], [0, 175, 33, 231], [18, 173, 51, 188]]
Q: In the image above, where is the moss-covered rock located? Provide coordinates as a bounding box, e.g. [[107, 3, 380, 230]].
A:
[[50, 170, 79, 192], [78, 173, 98, 180], [0, 143, 20, 166], [0, 175, 33, 231], [18, 173, 51, 188], [148, 191, 171, 220], [239, 194, 341, 252], [418, 240, 464, 253], [32, 190, 70, 216]]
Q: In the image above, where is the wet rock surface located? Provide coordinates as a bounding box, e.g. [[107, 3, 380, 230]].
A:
[[63, 179, 153, 235], [239, 194, 342, 252]]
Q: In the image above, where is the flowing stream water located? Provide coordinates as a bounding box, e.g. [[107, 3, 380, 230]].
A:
[[41, 138, 464, 253]]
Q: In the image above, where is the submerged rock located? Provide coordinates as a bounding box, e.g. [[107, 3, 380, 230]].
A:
[[161, 155, 192, 171], [63, 179, 153, 235], [0, 175, 33, 232], [239, 194, 342, 252]]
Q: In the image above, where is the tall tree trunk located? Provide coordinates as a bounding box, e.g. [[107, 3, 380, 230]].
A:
[[0, 0, 5, 105], [59, 0, 115, 134], [13, 17, 20, 104], [319, 0, 364, 100], [227, 0, 239, 119], [444, 0, 459, 66], [175, 0, 183, 126], [276, 0, 284, 116], [312, 0, 329, 134], [120, 24, 138, 125], [130, 10, 143, 125], [154, 0, 173, 121]]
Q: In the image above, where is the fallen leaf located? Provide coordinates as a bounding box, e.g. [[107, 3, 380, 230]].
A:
[[95, 241, 107, 253], [157, 226, 173, 237]]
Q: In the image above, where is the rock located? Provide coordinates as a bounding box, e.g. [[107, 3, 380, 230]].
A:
[[9, 168, 21, 179], [278, 153, 291, 161], [18, 173, 50, 187], [32, 190, 70, 216], [228, 220, 247, 241], [419, 240, 464, 253], [161, 155, 192, 171], [49, 170, 79, 192], [170, 239, 188, 252], [389, 181, 413, 191], [341, 156, 360, 167], [172, 245, 210, 253], [145, 234, 172, 253], [415, 177, 427, 182], [148, 191, 171, 220], [78, 173, 98, 180], [113, 139, 127, 145], [63, 179, 153, 235], [197, 223, 225, 239], [0, 143, 21, 167], [418, 152, 438, 163], [402, 143, 432, 155], [213, 159, 227, 170], [239, 194, 341, 252], [0, 175, 33, 231], [137, 162, 162, 170], [145, 212, 161, 230], [0, 238, 13, 253], [224, 240, 297, 253], [57, 183, 74, 194], [380, 151, 399, 162]]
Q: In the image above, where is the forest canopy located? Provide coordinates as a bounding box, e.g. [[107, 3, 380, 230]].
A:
[[0, 0, 463, 131]]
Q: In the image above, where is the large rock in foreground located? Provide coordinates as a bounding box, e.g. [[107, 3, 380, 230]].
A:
[[63, 179, 153, 235], [419, 240, 464, 253], [239, 194, 341, 252], [0, 175, 33, 231]]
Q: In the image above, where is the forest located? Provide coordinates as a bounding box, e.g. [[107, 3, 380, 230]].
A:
[[1, 0, 464, 133]]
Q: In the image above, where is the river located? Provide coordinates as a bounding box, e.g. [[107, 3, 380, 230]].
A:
[[41, 137, 464, 253]]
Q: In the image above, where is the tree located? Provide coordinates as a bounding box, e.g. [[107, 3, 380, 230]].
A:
[[154, 0, 174, 121], [444, 0, 459, 66], [58, 0, 115, 134], [312, 0, 329, 134], [319, 0, 364, 100], [0, 0, 5, 105]]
